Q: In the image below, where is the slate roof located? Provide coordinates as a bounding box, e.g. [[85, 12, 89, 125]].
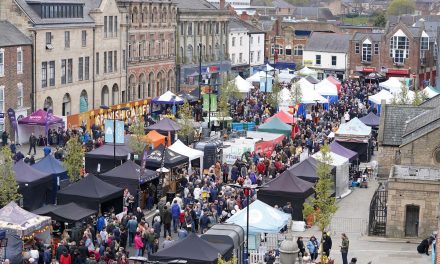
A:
[[229, 17, 263, 33], [352, 32, 383, 42], [176, 0, 218, 10], [273, 0, 294, 9], [292, 7, 335, 20], [0, 21, 32, 47], [420, 94, 440, 108], [14, 0, 100, 26], [401, 106, 440, 146], [304, 32, 351, 53], [378, 105, 430, 146]]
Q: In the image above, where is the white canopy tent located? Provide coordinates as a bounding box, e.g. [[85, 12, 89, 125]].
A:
[[247, 131, 285, 142], [297, 66, 318, 77], [297, 77, 315, 91], [300, 85, 328, 104], [262, 63, 275, 71], [246, 71, 273, 83], [222, 137, 259, 164], [278, 87, 293, 112], [379, 77, 405, 94], [369, 89, 394, 105], [312, 152, 350, 198], [277, 71, 296, 83], [153, 90, 184, 104], [314, 78, 338, 96], [234, 75, 254, 93], [423, 86, 440, 98], [168, 139, 204, 175]]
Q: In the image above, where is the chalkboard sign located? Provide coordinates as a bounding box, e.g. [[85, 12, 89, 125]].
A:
[[203, 143, 217, 169]]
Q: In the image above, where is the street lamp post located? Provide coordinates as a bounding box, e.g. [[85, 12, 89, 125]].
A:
[[100, 105, 130, 168], [198, 43, 203, 101]]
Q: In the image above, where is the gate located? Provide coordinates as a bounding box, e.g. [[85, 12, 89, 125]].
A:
[[328, 217, 368, 235], [368, 186, 388, 236]]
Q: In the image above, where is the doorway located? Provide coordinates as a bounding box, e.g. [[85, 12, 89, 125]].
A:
[[405, 205, 419, 237]]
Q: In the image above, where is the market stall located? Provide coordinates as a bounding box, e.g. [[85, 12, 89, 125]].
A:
[[222, 137, 259, 164], [32, 154, 69, 204], [258, 173, 314, 221], [296, 66, 318, 78], [32, 202, 96, 224], [17, 109, 64, 144], [368, 89, 394, 114], [152, 91, 184, 105], [14, 159, 53, 210], [278, 87, 294, 113], [422, 86, 440, 98], [336, 117, 372, 162], [85, 143, 131, 174], [246, 71, 274, 92], [314, 78, 339, 103], [264, 110, 295, 124], [57, 174, 123, 213], [277, 71, 296, 83], [145, 117, 181, 144], [257, 117, 292, 137], [327, 76, 341, 93], [312, 151, 350, 198], [359, 112, 380, 128], [149, 233, 233, 264], [329, 141, 359, 162], [168, 139, 204, 175], [0, 202, 51, 264], [234, 75, 254, 94], [287, 157, 321, 183], [379, 77, 405, 94], [141, 130, 167, 148], [247, 131, 285, 157]]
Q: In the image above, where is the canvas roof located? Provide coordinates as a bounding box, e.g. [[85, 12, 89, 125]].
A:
[[150, 233, 231, 264], [17, 109, 64, 126], [0, 202, 51, 237], [226, 200, 291, 234], [379, 77, 404, 94], [13, 159, 52, 185], [369, 90, 394, 105], [152, 91, 184, 105], [32, 154, 66, 175], [359, 112, 380, 127], [32, 202, 96, 223], [336, 117, 372, 137], [145, 144, 188, 168], [315, 78, 338, 96], [299, 83, 329, 104], [312, 151, 349, 166], [246, 71, 273, 83], [146, 118, 181, 133], [264, 110, 295, 124], [423, 86, 440, 98], [247, 131, 285, 142], [85, 143, 131, 159], [329, 141, 358, 161], [297, 66, 317, 77], [234, 75, 254, 93], [142, 130, 167, 147], [288, 158, 320, 182], [169, 140, 204, 161], [257, 117, 292, 136]]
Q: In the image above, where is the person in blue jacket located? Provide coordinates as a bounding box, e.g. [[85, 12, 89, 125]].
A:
[[171, 200, 181, 233]]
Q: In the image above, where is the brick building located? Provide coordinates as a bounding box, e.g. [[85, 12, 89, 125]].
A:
[[117, 0, 177, 100], [349, 21, 437, 87], [0, 21, 32, 136]]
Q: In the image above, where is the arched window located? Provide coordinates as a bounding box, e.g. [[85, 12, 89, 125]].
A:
[[162, 7, 167, 23], [152, 7, 157, 22], [148, 72, 154, 97], [293, 45, 303, 56], [44, 96, 53, 111], [271, 44, 284, 55], [62, 93, 71, 116], [80, 90, 88, 113], [167, 69, 174, 91], [188, 22, 192, 36], [156, 71, 163, 96], [131, 6, 138, 24], [101, 86, 109, 106], [215, 43, 220, 60], [139, 74, 146, 99], [187, 44, 193, 62], [128, 75, 136, 101], [112, 84, 119, 105]]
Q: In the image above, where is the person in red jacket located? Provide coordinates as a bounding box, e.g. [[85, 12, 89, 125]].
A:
[[59, 250, 71, 264], [179, 210, 185, 229], [256, 161, 266, 175]]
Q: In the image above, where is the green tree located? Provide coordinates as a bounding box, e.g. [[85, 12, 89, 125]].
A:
[[286, 0, 310, 7], [177, 100, 194, 144], [392, 84, 411, 105], [387, 0, 415, 16], [412, 89, 428, 106], [267, 77, 282, 109], [64, 136, 85, 182], [303, 144, 337, 255], [217, 78, 241, 131], [373, 13, 387, 27], [128, 119, 147, 157], [0, 147, 21, 206], [291, 82, 303, 105]]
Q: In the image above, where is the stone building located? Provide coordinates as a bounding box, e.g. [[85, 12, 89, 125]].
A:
[[176, 0, 230, 90], [117, 0, 177, 101], [0, 21, 32, 135], [348, 21, 438, 87], [0, 0, 127, 116], [386, 165, 440, 238]]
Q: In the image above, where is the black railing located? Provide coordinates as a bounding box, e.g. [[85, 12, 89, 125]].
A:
[[368, 184, 388, 236]]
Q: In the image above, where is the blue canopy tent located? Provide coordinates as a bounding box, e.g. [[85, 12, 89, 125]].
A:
[[33, 155, 68, 204], [226, 200, 290, 234]]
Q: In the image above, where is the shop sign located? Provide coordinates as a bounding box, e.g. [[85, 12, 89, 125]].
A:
[[303, 60, 313, 66]]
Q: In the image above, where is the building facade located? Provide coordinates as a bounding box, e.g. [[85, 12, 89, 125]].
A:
[[0, 21, 32, 134], [176, 0, 230, 90], [303, 32, 351, 80], [0, 0, 127, 116], [118, 0, 177, 101], [349, 22, 437, 87], [229, 17, 264, 77]]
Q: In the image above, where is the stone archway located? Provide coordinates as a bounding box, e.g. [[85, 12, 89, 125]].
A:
[[101, 85, 109, 106], [112, 84, 119, 105], [128, 74, 136, 101], [62, 93, 71, 116], [139, 73, 146, 99], [79, 90, 88, 113]]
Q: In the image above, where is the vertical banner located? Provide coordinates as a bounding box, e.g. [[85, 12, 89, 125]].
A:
[[210, 94, 217, 112], [104, 119, 125, 143], [7, 108, 17, 138], [202, 94, 218, 112], [45, 108, 53, 135], [203, 94, 210, 112]]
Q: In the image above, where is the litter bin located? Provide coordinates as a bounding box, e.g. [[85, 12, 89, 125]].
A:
[[166, 192, 176, 203]]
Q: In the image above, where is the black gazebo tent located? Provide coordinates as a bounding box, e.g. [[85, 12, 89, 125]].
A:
[[359, 112, 380, 127], [85, 144, 131, 174], [99, 160, 158, 194], [32, 154, 69, 203], [145, 144, 188, 169], [13, 159, 53, 210], [32, 202, 96, 223], [57, 174, 123, 213], [149, 233, 232, 264], [288, 158, 320, 183], [258, 172, 314, 220]]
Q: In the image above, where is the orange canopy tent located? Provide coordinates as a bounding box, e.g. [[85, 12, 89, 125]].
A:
[[264, 110, 296, 124], [142, 130, 167, 148]]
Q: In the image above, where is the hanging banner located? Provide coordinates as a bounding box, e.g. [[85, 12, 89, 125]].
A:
[[45, 108, 53, 135], [7, 108, 17, 132], [104, 119, 125, 144], [202, 94, 217, 112]]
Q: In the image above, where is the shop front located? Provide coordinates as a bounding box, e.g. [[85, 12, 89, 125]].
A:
[[385, 68, 410, 78], [180, 61, 231, 89], [66, 99, 151, 130]]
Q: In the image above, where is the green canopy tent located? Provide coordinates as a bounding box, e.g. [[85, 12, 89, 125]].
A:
[[257, 117, 292, 137]]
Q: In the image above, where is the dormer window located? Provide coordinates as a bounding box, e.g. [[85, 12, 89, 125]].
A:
[[390, 29, 409, 64], [41, 4, 84, 19]]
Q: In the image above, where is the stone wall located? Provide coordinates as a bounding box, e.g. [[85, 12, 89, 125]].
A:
[[377, 145, 399, 178], [400, 128, 440, 168], [386, 178, 440, 238]]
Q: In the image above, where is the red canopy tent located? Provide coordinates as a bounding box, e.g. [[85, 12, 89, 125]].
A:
[[327, 76, 341, 93], [264, 110, 296, 124]]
